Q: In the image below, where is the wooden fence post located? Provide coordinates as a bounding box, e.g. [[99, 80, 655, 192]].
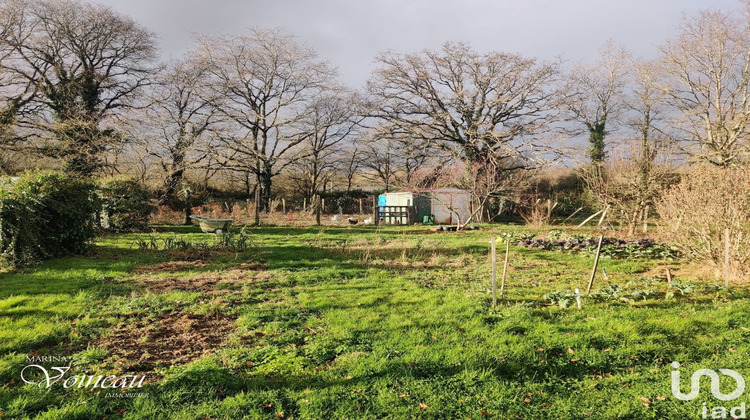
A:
[[359, 198, 363, 214], [282, 198, 286, 214], [587, 235, 604, 294]]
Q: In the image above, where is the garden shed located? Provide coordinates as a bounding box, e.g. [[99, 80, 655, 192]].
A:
[[376, 188, 472, 225]]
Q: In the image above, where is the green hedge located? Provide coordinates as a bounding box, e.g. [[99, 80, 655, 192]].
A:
[[0, 171, 99, 268], [99, 178, 153, 232]]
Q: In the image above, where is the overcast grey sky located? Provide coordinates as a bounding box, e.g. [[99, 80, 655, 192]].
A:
[[88, 0, 739, 87]]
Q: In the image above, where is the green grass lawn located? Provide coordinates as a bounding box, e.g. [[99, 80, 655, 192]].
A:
[[1, 224, 749, 419]]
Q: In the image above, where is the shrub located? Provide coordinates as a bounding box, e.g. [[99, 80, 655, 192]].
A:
[[100, 178, 154, 232], [0, 171, 98, 268], [656, 166, 750, 279]]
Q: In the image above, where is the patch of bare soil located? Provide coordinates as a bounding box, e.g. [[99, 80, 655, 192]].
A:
[[99, 312, 235, 375], [133, 260, 207, 274], [137, 263, 269, 294], [99, 261, 271, 377], [234, 262, 267, 271], [166, 248, 223, 261]]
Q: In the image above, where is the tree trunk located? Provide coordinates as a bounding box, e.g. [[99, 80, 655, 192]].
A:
[[161, 166, 185, 206], [183, 189, 192, 225], [258, 167, 273, 212], [626, 204, 644, 236], [315, 195, 321, 226], [254, 186, 261, 226], [244, 171, 252, 197]]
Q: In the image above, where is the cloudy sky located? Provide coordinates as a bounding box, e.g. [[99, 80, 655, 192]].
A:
[[89, 0, 739, 87]]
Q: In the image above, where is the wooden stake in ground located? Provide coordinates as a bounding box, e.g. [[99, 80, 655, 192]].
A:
[[725, 228, 731, 288], [578, 209, 603, 227], [282, 198, 286, 214], [562, 207, 584, 224], [587, 235, 605, 294], [500, 238, 510, 297], [490, 237, 497, 308]]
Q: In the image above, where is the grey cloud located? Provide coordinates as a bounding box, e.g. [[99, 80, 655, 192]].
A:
[[90, 0, 739, 86]]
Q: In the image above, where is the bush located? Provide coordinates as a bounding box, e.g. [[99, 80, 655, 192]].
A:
[[0, 171, 99, 268], [100, 178, 154, 232], [656, 166, 750, 279]]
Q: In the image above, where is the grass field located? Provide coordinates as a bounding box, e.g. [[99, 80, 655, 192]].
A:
[[1, 223, 750, 419]]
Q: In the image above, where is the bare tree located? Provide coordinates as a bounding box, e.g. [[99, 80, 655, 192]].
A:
[[197, 28, 337, 211], [0, 1, 35, 148], [368, 42, 560, 220], [357, 125, 437, 192], [657, 8, 750, 166], [391, 134, 436, 188], [108, 139, 156, 183], [620, 60, 674, 234], [287, 89, 361, 203], [579, 60, 677, 234], [0, 0, 158, 176], [358, 131, 397, 192], [341, 147, 361, 193], [142, 59, 217, 205], [562, 42, 630, 175], [368, 42, 560, 166]]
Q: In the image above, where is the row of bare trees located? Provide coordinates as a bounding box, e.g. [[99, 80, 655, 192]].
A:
[[565, 5, 750, 231], [127, 28, 363, 210], [1, 0, 750, 224]]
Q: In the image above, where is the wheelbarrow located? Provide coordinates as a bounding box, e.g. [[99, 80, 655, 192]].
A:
[[189, 215, 233, 233]]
